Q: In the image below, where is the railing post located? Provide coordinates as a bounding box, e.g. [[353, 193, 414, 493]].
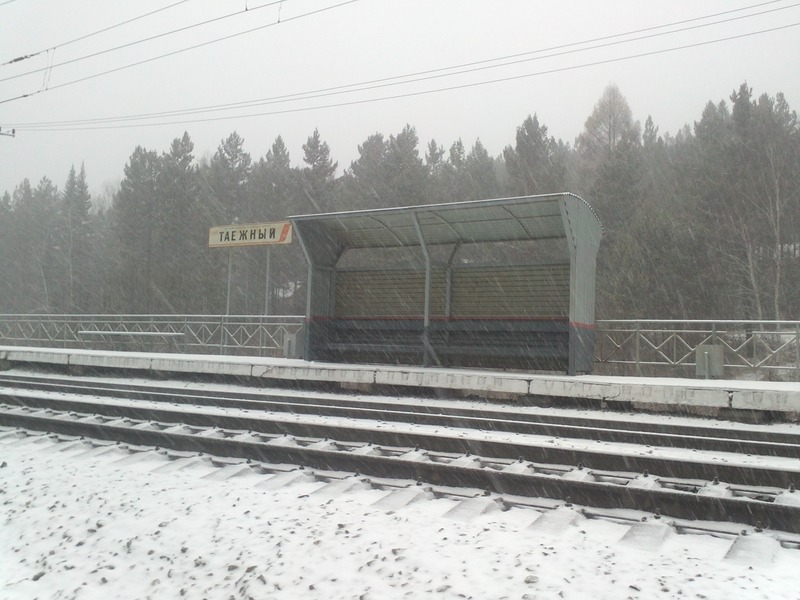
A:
[[259, 316, 265, 358], [635, 322, 641, 376], [672, 330, 676, 366], [795, 322, 799, 382], [182, 316, 188, 354], [219, 315, 226, 355], [594, 322, 602, 364]]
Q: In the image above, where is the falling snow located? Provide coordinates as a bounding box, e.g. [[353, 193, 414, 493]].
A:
[[2, 430, 798, 600]]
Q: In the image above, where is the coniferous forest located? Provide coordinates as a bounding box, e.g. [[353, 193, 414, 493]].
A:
[[2, 82, 799, 321]]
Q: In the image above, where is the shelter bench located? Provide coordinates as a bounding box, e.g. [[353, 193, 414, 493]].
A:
[[310, 317, 571, 371]]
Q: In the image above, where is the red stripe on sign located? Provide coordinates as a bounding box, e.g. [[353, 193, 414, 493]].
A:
[[278, 223, 291, 243]]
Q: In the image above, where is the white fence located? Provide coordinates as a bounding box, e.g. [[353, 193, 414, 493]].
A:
[[595, 320, 800, 380], [0, 314, 305, 357], [2, 315, 798, 379]]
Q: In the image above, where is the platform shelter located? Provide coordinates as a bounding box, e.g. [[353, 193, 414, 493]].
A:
[[291, 193, 603, 375]]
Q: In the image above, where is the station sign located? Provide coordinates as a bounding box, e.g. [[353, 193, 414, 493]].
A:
[[209, 221, 293, 248]]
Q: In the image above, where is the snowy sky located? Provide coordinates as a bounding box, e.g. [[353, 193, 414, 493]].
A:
[[1, 0, 799, 198]]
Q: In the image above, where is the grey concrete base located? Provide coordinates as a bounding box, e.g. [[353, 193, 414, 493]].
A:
[[1, 346, 798, 419]]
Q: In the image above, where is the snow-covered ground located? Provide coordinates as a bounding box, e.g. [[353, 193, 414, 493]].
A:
[[2, 430, 799, 600]]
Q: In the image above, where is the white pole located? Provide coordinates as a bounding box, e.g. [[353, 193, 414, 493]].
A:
[[265, 246, 272, 315], [225, 248, 233, 315]]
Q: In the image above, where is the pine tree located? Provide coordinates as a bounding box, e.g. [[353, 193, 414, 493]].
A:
[[112, 147, 160, 312], [384, 124, 427, 206], [207, 131, 252, 224], [299, 128, 337, 213], [156, 132, 199, 312], [59, 164, 93, 311], [504, 114, 567, 196], [342, 133, 389, 209], [464, 139, 500, 200]]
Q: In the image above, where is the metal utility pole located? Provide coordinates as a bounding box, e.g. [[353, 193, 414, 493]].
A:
[[225, 248, 233, 315], [264, 246, 272, 316]]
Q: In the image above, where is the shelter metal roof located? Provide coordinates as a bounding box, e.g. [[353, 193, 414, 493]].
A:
[[290, 193, 601, 249]]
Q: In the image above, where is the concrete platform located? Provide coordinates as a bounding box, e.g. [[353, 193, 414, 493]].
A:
[[1, 346, 799, 418]]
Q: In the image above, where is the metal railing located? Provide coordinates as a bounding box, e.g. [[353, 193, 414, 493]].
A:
[[0, 314, 305, 357], [595, 320, 800, 380], [3, 315, 799, 380]]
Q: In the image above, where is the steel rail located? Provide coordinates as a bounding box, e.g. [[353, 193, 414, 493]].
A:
[[5, 427, 798, 550], [1, 392, 798, 490], [2, 405, 799, 534], [1, 373, 799, 457]]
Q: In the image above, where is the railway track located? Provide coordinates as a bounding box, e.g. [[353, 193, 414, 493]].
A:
[[2, 372, 798, 455], [1, 370, 799, 536]]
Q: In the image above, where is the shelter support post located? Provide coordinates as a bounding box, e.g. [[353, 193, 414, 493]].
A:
[[444, 242, 461, 319], [413, 213, 439, 367]]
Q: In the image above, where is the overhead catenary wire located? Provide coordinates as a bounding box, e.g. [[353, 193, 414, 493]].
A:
[[9, 20, 800, 133], [6, 0, 795, 125], [1, 0, 195, 67], [4, 0, 795, 116], [0, 0, 359, 106], [1, 2, 794, 110], [0, 0, 291, 77], [6, 1, 800, 130]]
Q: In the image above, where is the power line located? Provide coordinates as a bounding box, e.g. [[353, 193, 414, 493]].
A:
[[12, 21, 800, 133], [0, 0, 359, 106], [83, 3, 800, 122], [1, 0, 194, 67], [8, 1, 800, 128], [2, 0, 791, 110], [0, 0, 291, 79]]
